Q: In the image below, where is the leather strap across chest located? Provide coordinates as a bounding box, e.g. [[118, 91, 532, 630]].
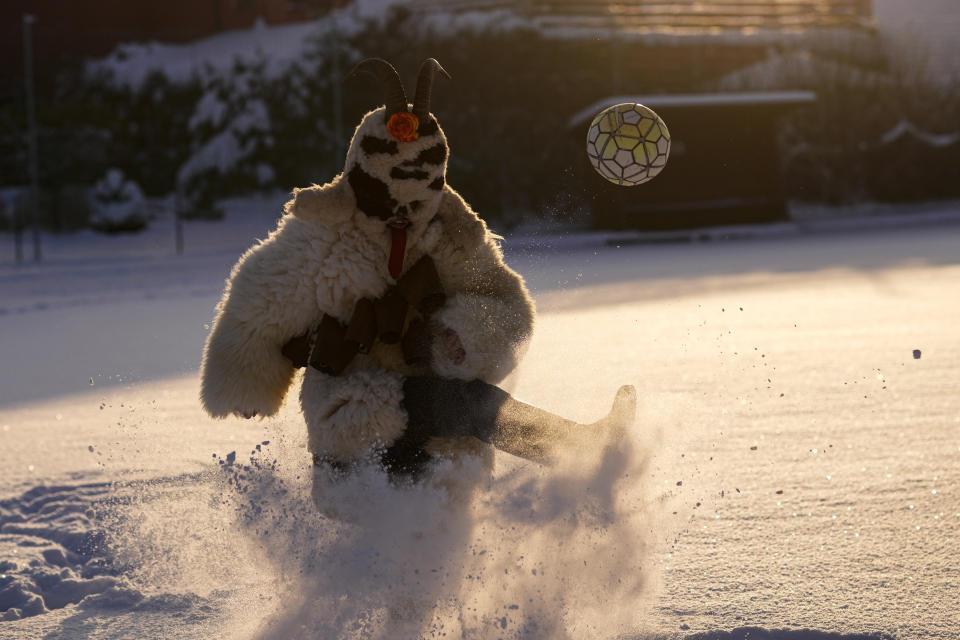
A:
[[281, 254, 446, 375]]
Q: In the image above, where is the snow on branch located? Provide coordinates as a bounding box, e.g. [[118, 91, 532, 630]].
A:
[[879, 121, 960, 148]]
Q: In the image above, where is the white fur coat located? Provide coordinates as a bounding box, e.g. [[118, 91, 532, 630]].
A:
[[200, 175, 534, 462]]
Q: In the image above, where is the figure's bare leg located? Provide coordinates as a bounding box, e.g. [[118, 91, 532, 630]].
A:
[[388, 378, 637, 471], [492, 384, 636, 461]]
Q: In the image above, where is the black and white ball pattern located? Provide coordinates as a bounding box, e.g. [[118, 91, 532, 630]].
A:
[[586, 103, 670, 186]]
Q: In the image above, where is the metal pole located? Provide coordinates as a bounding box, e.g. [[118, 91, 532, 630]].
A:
[[174, 188, 184, 256], [13, 196, 23, 263], [175, 206, 184, 256], [332, 47, 344, 163], [330, 14, 344, 165], [23, 14, 42, 262]]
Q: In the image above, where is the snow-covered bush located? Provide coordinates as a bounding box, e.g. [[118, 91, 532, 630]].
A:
[[711, 35, 960, 204], [88, 168, 149, 233], [175, 60, 273, 219]]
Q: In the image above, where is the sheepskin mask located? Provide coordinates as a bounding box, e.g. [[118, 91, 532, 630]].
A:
[[344, 58, 451, 279]]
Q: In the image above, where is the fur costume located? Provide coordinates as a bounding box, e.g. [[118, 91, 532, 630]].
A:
[[200, 58, 634, 485], [201, 59, 534, 470]]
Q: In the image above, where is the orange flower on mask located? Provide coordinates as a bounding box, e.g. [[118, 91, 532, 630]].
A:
[[387, 112, 420, 142]]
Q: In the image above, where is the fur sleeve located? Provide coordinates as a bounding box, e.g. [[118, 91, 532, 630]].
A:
[[300, 366, 408, 460], [283, 176, 354, 225], [428, 187, 536, 383], [200, 215, 323, 418]]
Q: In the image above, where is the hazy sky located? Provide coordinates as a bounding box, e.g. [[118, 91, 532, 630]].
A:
[[875, 0, 959, 34], [874, 0, 960, 72]]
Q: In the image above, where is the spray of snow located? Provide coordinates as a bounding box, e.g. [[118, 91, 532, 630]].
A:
[[75, 397, 656, 639], [9, 353, 658, 638], [197, 408, 657, 640]]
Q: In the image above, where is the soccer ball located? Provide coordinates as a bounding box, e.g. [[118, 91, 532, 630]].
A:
[[586, 103, 671, 186]]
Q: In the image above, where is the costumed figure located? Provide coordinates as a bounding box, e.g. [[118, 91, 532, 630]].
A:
[[200, 58, 636, 500]]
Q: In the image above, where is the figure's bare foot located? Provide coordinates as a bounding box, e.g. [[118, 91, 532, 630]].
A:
[[596, 385, 637, 436]]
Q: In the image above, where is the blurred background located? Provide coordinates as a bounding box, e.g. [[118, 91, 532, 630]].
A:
[[0, 0, 958, 248], [1, 7, 958, 635]]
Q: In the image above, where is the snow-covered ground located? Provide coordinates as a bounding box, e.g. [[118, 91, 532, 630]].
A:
[[1, 197, 958, 639]]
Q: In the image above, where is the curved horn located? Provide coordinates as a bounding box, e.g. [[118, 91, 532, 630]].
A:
[[412, 58, 451, 121], [347, 58, 408, 120]]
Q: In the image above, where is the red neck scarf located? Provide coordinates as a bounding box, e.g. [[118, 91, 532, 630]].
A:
[[388, 224, 407, 280]]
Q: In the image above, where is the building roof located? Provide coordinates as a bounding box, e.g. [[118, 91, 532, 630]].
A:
[[569, 91, 817, 127], [410, 0, 874, 38]]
